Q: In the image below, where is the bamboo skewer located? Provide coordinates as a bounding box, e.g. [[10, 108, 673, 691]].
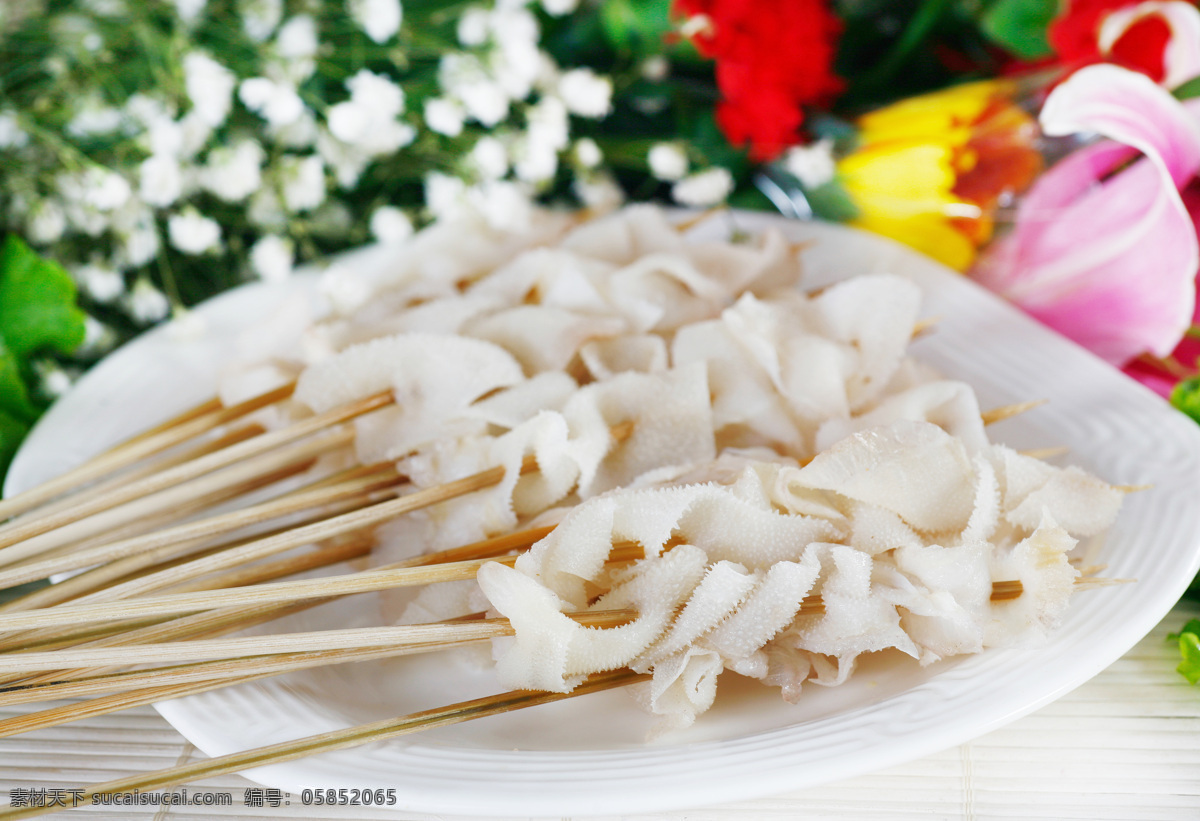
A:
[[0, 668, 649, 821], [0, 637, 493, 736], [0, 389, 392, 555], [980, 399, 1047, 426], [0, 383, 295, 524], [0, 456, 401, 592], [0, 608, 640, 673]]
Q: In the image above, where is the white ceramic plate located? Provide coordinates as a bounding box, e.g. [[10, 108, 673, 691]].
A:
[[10, 214, 1200, 817]]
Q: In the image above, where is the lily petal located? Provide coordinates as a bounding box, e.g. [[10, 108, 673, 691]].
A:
[[973, 65, 1200, 365]]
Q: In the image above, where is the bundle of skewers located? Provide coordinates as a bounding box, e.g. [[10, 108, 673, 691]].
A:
[[0, 206, 1132, 816]]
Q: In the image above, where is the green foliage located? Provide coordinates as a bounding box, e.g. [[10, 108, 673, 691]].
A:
[[1169, 377, 1200, 424], [0, 236, 86, 475], [980, 0, 1056, 60], [599, 0, 673, 54], [1170, 619, 1200, 684]]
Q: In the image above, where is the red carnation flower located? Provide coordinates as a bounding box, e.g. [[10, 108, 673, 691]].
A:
[[674, 0, 843, 162], [1048, 0, 1199, 84]]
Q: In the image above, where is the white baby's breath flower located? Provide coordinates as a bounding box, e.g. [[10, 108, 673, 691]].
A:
[[277, 15, 318, 58], [80, 168, 132, 212], [513, 135, 558, 184], [573, 173, 623, 213], [78, 316, 118, 356], [424, 171, 467, 220], [573, 138, 602, 169], [347, 69, 405, 116], [248, 187, 287, 230], [114, 209, 161, 268], [66, 101, 122, 138], [641, 55, 669, 81], [440, 54, 509, 126], [671, 166, 733, 207], [424, 97, 465, 137], [489, 9, 541, 100], [139, 154, 184, 207], [239, 77, 305, 127], [557, 69, 612, 118], [38, 364, 73, 399], [26, 199, 67, 244], [183, 52, 236, 128], [126, 278, 171, 323], [270, 109, 318, 148], [276, 15, 319, 80], [176, 112, 214, 161], [172, 0, 207, 24], [456, 6, 490, 46], [200, 139, 264, 202], [541, 0, 579, 15], [0, 110, 29, 149], [782, 138, 836, 189], [315, 129, 370, 188], [467, 180, 533, 233], [526, 95, 569, 151], [240, 0, 283, 41], [168, 209, 222, 254], [250, 234, 294, 282], [648, 142, 688, 181], [76, 262, 125, 303], [369, 205, 414, 244], [469, 136, 509, 181], [348, 0, 402, 43], [278, 154, 326, 212]]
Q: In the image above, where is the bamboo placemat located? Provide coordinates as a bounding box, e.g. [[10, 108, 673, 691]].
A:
[[3, 601, 1198, 821]]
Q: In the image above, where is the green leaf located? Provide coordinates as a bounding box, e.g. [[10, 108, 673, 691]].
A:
[[0, 404, 30, 479], [1174, 75, 1200, 102], [0, 235, 86, 359], [1178, 630, 1200, 685], [0, 341, 39, 425], [599, 0, 672, 54], [980, 0, 1056, 61], [1170, 376, 1200, 424], [1168, 619, 1200, 641]]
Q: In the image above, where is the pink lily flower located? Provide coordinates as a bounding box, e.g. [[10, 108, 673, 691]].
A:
[[972, 63, 1200, 367]]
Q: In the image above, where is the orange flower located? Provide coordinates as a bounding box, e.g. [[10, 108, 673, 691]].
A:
[[837, 80, 1042, 271]]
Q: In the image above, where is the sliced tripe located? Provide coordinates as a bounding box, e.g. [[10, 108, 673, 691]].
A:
[[562, 364, 716, 497], [294, 333, 525, 463], [784, 420, 977, 534], [984, 514, 1079, 645], [465, 305, 628, 375], [579, 334, 669, 381], [989, 446, 1123, 536], [815, 380, 988, 456]]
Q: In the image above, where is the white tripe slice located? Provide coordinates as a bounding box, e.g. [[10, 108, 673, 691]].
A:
[[320, 292, 505, 351], [562, 364, 715, 497], [319, 209, 574, 316], [815, 380, 988, 455], [294, 333, 524, 463], [629, 645, 724, 734], [467, 246, 616, 313], [984, 515, 1079, 645], [962, 455, 1002, 545], [721, 292, 855, 427], [988, 445, 1123, 537], [579, 334, 668, 381], [672, 318, 807, 455], [463, 372, 578, 430], [634, 561, 758, 667], [464, 305, 628, 374], [807, 274, 921, 411], [785, 420, 976, 534], [844, 501, 923, 555], [887, 542, 992, 662], [399, 411, 581, 539], [557, 204, 687, 264], [787, 543, 920, 674], [704, 560, 821, 666]]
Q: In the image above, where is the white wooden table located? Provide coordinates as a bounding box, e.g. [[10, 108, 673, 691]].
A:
[[3, 601, 1198, 820]]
